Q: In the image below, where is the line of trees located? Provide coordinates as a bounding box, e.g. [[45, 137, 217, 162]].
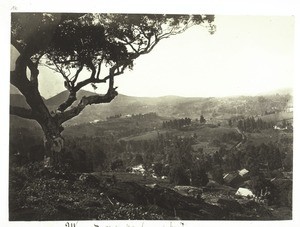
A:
[[237, 117, 274, 132], [107, 114, 122, 120], [131, 112, 158, 120], [244, 143, 284, 174], [162, 118, 192, 129]]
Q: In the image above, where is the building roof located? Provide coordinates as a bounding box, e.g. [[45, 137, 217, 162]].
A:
[[235, 187, 254, 197], [238, 168, 249, 177]]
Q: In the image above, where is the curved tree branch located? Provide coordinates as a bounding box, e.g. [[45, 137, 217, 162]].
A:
[[56, 59, 127, 112], [10, 55, 30, 89], [54, 61, 71, 85], [55, 57, 122, 122], [11, 38, 25, 54], [56, 88, 118, 124], [96, 59, 104, 79], [73, 61, 97, 91], [27, 59, 39, 88], [57, 91, 77, 112], [71, 63, 84, 86]]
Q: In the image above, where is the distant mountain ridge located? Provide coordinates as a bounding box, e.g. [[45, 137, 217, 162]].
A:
[[45, 90, 98, 107], [257, 87, 293, 96], [10, 88, 293, 126]]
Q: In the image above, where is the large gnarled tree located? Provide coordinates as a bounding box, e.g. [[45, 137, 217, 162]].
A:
[[10, 13, 215, 166]]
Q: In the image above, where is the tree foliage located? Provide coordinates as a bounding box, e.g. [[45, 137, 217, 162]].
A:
[[11, 13, 215, 118], [237, 117, 274, 132], [191, 165, 209, 186], [10, 13, 215, 165], [169, 164, 190, 185], [250, 176, 279, 205], [162, 118, 192, 129], [200, 115, 206, 124]]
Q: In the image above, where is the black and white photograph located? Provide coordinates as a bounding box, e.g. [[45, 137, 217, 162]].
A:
[[1, 0, 299, 226]]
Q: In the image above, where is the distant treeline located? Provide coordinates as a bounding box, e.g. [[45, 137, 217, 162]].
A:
[[162, 118, 192, 129], [131, 112, 158, 119], [106, 112, 158, 120], [236, 117, 274, 132], [107, 114, 122, 120]]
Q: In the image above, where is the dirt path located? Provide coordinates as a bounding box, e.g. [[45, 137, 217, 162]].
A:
[[230, 127, 246, 150]]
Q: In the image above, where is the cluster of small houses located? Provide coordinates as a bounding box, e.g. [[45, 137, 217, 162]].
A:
[[223, 168, 255, 197], [128, 164, 268, 202], [130, 164, 167, 179]]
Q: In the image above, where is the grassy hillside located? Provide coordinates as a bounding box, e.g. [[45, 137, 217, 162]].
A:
[[259, 112, 293, 122]]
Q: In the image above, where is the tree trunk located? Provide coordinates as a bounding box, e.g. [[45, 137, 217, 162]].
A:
[[25, 102, 65, 168], [11, 53, 68, 168], [13, 75, 64, 167], [26, 103, 64, 168], [23, 88, 65, 168], [41, 121, 64, 168]]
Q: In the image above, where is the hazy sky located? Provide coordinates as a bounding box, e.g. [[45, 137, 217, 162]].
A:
[[116, 15, 294, 97], [11, 15, 295, 98]]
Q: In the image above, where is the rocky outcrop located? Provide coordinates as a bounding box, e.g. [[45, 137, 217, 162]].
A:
[[106, 181, 226, 219]]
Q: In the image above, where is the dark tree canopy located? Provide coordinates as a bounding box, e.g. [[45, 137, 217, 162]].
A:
[[10, 13, 215, 165]]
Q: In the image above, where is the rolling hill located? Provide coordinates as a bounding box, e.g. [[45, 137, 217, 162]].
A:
[[10, 88, 293, 127], [10, 94, 29, 108]]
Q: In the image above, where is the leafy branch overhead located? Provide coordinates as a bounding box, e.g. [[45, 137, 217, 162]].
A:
[[11, 13, 215, 124]]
